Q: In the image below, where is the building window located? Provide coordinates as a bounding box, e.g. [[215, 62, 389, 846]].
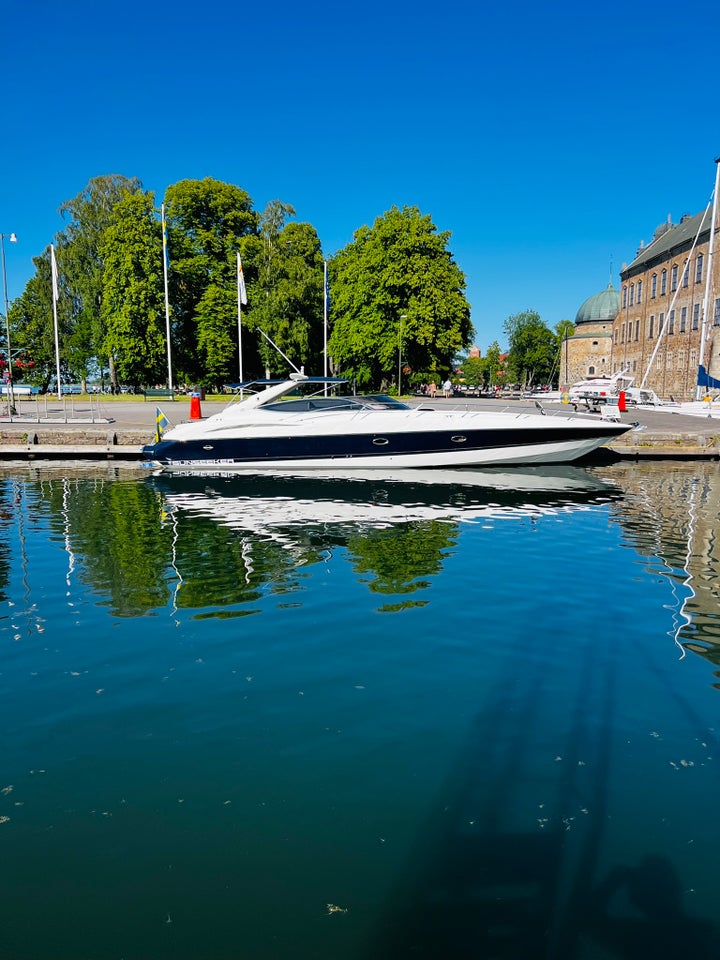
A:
[[637, 280, 642, 303], [668, 309, 675, 333], [661, 269, 667, 295], [622, 286, 627, 308], [671, 264, 678, 291], [690, 348, 697, 369], [649, 315, 655, 337], [679, 350, 685, 369], [696, 254, 703, 283], [659, 312, 665, 333], [588, 366, 595, 375], [635, 319, 640, 341], [629, 283, 635, 306], [683, 261, 689, 287], [651, 273, 657, 298], [714, 298, 720, 327], [680, 306, 687, 332], [693, 303, 700, 330]]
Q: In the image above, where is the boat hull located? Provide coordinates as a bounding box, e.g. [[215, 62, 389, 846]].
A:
[[143, 422, 627, 471]]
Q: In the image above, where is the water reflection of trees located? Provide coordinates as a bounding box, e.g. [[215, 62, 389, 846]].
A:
[[14, 462, 720, 634], [12, 472, 460, 618], [0, 479, 15, 601]]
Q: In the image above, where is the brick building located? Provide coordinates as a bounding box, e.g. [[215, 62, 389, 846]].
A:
[[615, 208, 720, 400]]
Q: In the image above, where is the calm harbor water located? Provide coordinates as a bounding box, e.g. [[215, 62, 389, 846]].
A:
[[1, 460, 719, 959]]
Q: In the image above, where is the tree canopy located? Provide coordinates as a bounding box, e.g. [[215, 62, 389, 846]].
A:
[[327, 206, 472, 388], [503, 310, 559, 388], [7, 181, 479, 393]]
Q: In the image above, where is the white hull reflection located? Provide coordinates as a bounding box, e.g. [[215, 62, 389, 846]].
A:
[[149, 466, 621, 536]]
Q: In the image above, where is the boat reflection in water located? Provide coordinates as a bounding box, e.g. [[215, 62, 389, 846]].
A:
[[148, 465, 622, 537]]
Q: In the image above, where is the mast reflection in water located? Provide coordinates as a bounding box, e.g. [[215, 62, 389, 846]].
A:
[[0, 461, 718, 960]]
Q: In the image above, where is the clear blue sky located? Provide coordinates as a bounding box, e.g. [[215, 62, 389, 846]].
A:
[[1, 0, 718, 351]]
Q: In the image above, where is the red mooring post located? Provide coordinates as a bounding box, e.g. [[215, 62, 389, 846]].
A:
[[189, 392, 202, 420], [618, 390, 627, 412]]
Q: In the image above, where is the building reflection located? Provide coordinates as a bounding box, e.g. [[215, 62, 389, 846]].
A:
[[589, 461, 720, 683]]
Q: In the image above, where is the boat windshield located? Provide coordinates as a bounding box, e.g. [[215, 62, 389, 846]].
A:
[[263, 395, 410, 412]]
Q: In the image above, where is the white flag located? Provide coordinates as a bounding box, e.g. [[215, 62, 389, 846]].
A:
[[237, 252, 247, 306], [50, 244, 59, 302]]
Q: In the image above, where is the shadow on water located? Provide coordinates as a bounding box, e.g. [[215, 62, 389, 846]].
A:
[[580, 855, 719, 958], [367, 638, 718, 959]]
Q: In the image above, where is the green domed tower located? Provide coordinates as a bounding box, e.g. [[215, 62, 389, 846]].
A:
[[562, 282, 619, 387]]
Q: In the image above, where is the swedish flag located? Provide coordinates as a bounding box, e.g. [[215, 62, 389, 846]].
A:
[[155, 407, 169, 444]]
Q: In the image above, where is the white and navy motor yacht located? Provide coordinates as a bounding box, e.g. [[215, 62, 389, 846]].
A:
[[142, 375, 631, 472]]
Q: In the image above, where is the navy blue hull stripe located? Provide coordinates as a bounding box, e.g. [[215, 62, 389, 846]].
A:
[[144, 425, 624, 465]]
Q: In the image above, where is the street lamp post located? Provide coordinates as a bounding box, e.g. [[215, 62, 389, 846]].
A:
[[1, 232, 18, 415], [398, 314, 407, 397]]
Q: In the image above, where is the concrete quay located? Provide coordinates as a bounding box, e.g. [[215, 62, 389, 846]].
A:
[[0, 395, 718, 462]]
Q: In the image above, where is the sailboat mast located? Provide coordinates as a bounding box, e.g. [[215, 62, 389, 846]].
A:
[[696, 156, 720, 399]]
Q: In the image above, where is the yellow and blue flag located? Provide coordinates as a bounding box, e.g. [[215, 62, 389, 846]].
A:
[[155, 407, 169, 444]]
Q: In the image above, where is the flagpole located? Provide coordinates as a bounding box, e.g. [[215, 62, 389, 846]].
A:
[[161, 204, 173, 390], [323, 260, 328, 396], [50, 245, 62, 400], [237, 252, 247, 386]]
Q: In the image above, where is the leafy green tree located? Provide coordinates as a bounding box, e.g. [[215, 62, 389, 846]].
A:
[[8, 253, 62, 390], [59, 175, 143, 389], [328, 206, 472, 389], [503, 311, 557, 388], [162, 178, 259, 387], [245, 203, 325, 376], [460, 355, 485, 388], [484, 340, 503, 387], [101, 192, 167, 388]]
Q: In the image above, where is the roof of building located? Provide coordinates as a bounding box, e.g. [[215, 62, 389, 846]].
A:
[[575, 283, 620, 324], [622, 210, 713, 277]]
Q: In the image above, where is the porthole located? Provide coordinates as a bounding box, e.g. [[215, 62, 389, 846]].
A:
[[451, 435, 467, 443], [202, 445, 214, 451], [372, 437, 389, 445]]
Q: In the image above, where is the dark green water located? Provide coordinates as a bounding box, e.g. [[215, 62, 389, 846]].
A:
[[1, 462, 719, 959]]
